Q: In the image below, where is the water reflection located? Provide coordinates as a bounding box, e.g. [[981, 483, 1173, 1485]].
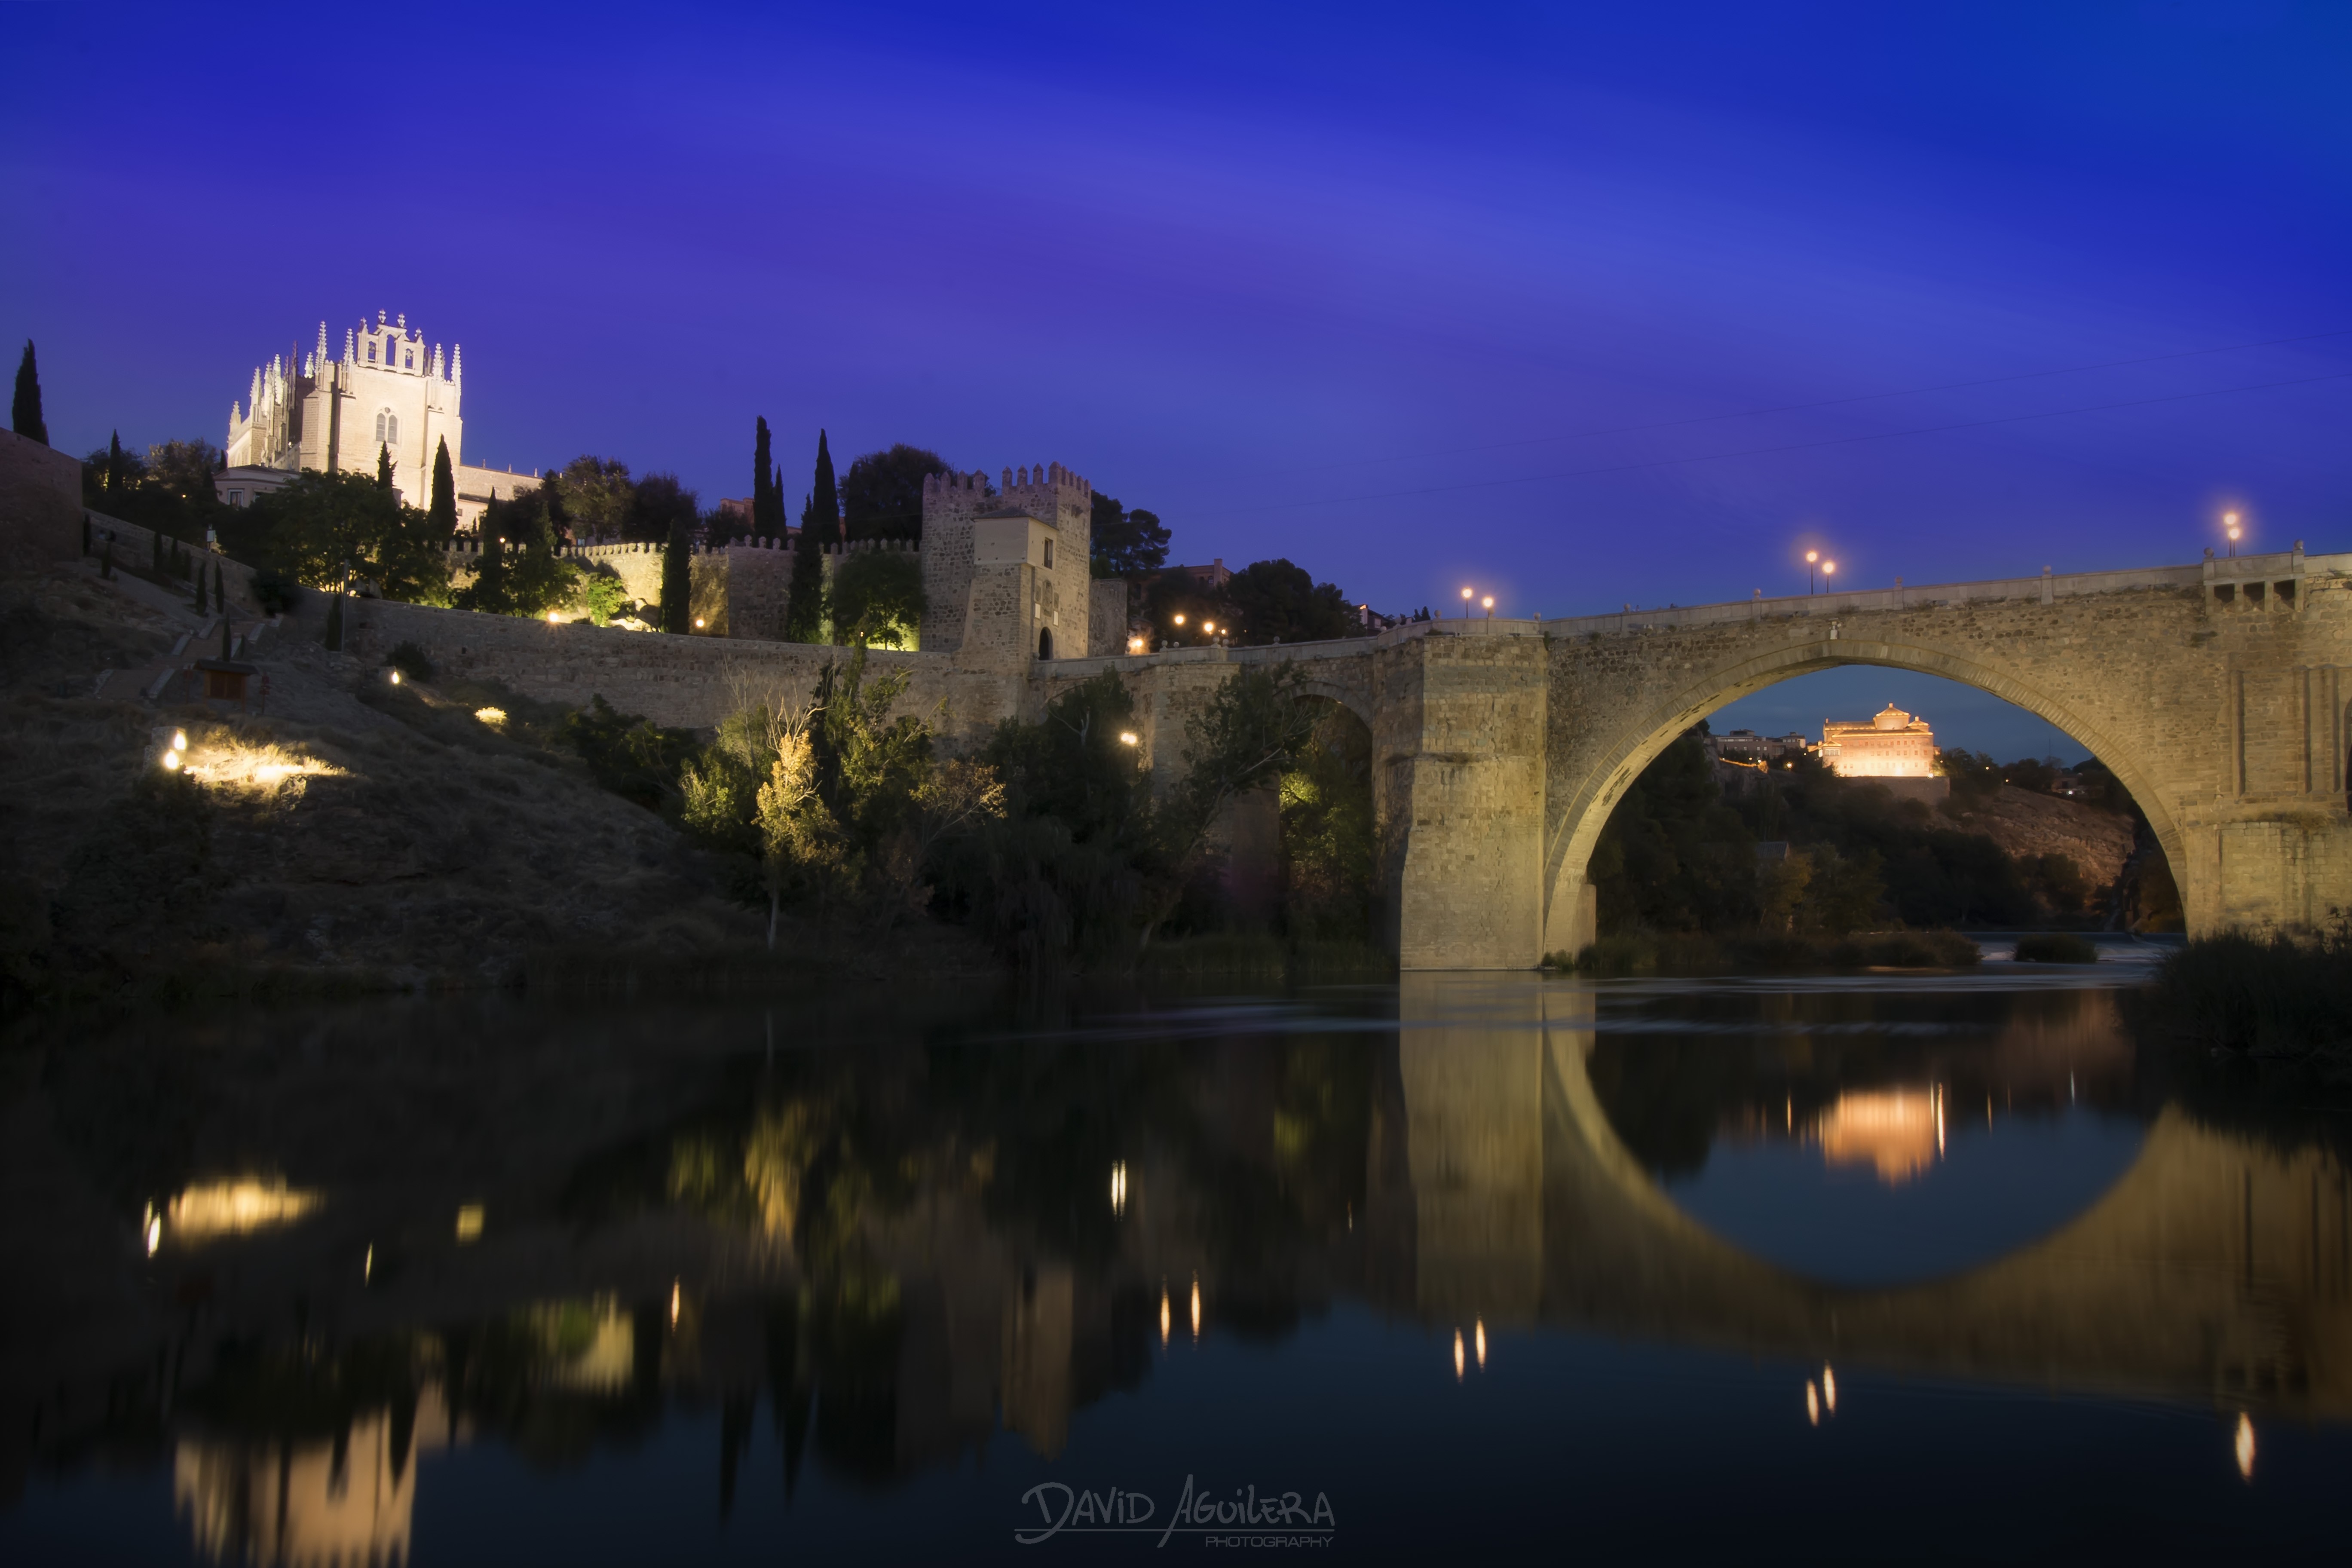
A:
[[2, 974, 2347, 1561]]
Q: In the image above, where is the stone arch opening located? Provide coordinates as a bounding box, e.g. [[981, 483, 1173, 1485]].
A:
[[1280, 696, 1380, 945], [1037, 627, 1054, 660], [1542, 642, 2190, 955]]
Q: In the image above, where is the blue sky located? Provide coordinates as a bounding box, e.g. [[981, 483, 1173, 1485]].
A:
[[5, 2, 2345, 760]]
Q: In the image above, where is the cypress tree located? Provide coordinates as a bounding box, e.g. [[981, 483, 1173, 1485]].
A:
[[784, 502, 826, 642], [324, 591, 344, 652], [428, 438, 456, 541], [752, 417, 782, 539], [12, 340, 46, 444], [660, 523, 692, 633], [107, 431, 126, 496], [805, 429, 840, 548], [220, 609, 233, 660], [377, 443, 394, 490], [193, 556, 207, 612], [212, 560, 225, 617]]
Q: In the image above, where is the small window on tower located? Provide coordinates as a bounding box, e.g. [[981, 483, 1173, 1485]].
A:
[[386, 413, 398, 446], [404, 349, 415, 369], [374, 411, 386, 442], [1043, 538, 1054, 569], [368, 341, 377, 363]]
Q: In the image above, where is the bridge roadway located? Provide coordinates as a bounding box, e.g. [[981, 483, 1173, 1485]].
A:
[[1048, 547, 2352, 964], [1366, 976, 2352, 1422]]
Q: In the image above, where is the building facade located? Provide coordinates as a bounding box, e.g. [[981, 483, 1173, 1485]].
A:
[[1819, 704, 1938, 777], [919, 463, 1094, 661], [215, 311, 536, 529]]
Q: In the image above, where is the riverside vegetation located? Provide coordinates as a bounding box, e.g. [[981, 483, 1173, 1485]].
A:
[[1549, 722, 2177, 975]]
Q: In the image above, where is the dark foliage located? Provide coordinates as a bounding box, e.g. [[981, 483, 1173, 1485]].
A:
[[11, 339, 46, 443], [1089, 493, 1171, 578], [840, 444, 947, 542], [1222, 558, 1359, 645], [564, 695, 703, 813]]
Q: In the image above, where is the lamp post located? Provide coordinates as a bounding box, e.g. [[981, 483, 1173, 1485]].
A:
[[1822, 560, 1837, 591], [1806, 550, 1819, 594], [2224, 511, 2242, 558], [1461, 586, 1473, 619], [1482, 594, 1494, 621]]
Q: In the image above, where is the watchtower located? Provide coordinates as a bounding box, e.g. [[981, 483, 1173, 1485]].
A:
[[919, 462, 1092, 661]]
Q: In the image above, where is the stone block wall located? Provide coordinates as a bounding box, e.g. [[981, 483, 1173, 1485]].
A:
[[0, 426, 83, 573], [1088, 578, 1130, 657], [79, 507, 264, 616]]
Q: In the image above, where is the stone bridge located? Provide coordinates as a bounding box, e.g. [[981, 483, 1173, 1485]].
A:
[[1050, 547, 2352, 965], [1371, 976, 2352, 1421]]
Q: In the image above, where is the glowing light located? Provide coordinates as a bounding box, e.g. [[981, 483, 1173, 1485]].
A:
[[455, 1204, 485, 1243], [1823, 560, 1837, 577], [1813, 1088, 1942, 1184], [2236, 1413, 2255, 1479], [473, 707, 506, 728], [1822, 1365, 1838, 1414], [145, 1213, 161, 1257], [1453, 1329, 1465, 1381], [1128, 636, 1147, 654], [1935, 1085, 1945, 1156], [546, 610, 560, 625], [1474, 1320, 1487, 1369], [165, 1179, 322, 1242], [1806, 1381, 1820, 1426], [1160, 1285, 1171, 1345], [1805, 551, 1818, 564], [1190, 1275, 1201, 1341], [1481, 596, 1494, 612], [1202, 621, 1215, 634], [363, 1245, 373, 1283], [1461, 587, 1473, 600], [1173, 614, 1185, 626], [670, 1279, 682, 1328], [1118, 731, 1139, 746], [693, 617, 706, 628], [161, 751, 181, 771], [1110, 1161, 1128, 1216], [172, 730, 187, 751]]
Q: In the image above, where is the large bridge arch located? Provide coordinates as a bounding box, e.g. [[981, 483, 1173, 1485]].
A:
[[1540, 634, 2193, 956]]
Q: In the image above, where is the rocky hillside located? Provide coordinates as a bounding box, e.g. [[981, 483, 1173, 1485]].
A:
[[1942, 784, 2138, 891], [0, 555, 988, 1004]]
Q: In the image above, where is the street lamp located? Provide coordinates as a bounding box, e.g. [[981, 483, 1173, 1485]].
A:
[[2224, 511, 2242, 557], [1461, 586, 1473, 618], [1822, 560, 1837, 588], [1482, 594, 1494, 619], [1806, 550, 1819, 594]]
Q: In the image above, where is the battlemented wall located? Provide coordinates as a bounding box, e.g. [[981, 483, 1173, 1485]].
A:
[[920, 463, 1092, 658]]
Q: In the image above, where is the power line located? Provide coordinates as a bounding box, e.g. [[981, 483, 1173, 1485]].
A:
[[1205, 366, 2352, 521]]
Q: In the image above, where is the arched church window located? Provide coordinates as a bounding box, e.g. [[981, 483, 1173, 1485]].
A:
[[374, 411, 385, 443], [386, 413, 398, 446]]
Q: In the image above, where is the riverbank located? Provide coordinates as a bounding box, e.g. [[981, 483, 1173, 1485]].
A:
[[1551, 928, 1984, 977]]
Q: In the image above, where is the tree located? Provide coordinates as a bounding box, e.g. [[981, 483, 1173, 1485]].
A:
[[455, 489, 575, 618], [828, 550, 925, 647], [145, 440, 222, 505], [840, 444, 946, 542], [627, 471, 698, 548], [253, 470, 450, 606], [755, 723, 845, 946], [784, 508, 826, 642], [802, 430, 840, 548], [753, 417, 785, 539], [377, 442, 394, 490], [427, 438, 457, 543], [1223, 558, 1357, 645], [660, 521, 691, 632], [104, 431, 135, 498], [11, 340, 46, 444], [556, 455, 636, 543], [1089, 493, 1170, 578]]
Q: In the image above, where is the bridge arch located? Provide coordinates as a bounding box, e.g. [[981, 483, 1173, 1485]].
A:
[[1541, 635, 2190, 952]]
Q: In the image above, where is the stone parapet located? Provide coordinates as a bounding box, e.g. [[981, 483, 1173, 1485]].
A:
[[0, 426, 83, 572]]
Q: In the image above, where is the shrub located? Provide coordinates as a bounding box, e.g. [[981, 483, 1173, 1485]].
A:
[[2134, 926, 2352, 1059], [386, 641, 437, 683], [250, 567, 301, 615], [2015, 932, 2099, 964]]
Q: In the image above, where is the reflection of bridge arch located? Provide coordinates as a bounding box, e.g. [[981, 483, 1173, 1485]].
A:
[[1541, 636, 2192, 954], [1378, 977, 2352, 1418]]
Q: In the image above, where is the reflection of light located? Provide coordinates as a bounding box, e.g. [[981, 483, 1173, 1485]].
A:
[[165, 1179, 321, 1243], [363, 1245, 373, 1283], [1823, 1365, 1838, 1414], [1806, 1381, 1820, 1425], [1190, 1276, 1201, 1341], [1475, 1320, 1487, 1369], [1109, 1161, 1128, 1215], [2236, 1413, 2255, 1480], [670, 1279, 681, 1328], [1935, 1086, 1945, 1156], [1160, 1285, 1171, 1346], [1453, 1330, 1465, 1381], [1813, 1089, 1941, 1184], [455, 1204, 485, 1242], [146, 1213, 161, 1257]]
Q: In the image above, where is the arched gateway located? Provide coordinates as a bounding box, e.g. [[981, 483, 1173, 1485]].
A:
[[1045, 548, 2352, 966]]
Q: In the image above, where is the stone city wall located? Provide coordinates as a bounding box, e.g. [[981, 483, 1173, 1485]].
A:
[[0, 426, 83, 572], [342, 597, 1033, 739]]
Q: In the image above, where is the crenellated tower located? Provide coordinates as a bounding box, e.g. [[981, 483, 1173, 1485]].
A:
[[919, 461, 1093, 660]]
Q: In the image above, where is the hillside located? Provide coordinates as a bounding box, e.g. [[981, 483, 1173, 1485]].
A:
[[1942, 785, 2138, 892], [0, 555, 989, 1004]]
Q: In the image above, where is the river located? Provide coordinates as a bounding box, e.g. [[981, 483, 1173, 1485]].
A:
[[3, 958, 2345, 1563]]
